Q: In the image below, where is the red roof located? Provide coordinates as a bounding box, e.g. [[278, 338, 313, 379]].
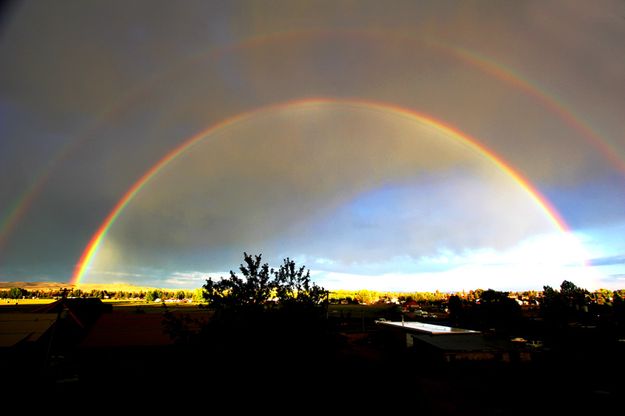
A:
[[80, 312, 174, 347]]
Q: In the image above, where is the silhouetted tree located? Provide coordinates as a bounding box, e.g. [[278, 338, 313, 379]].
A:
[[273, 257, 328, 306], [541, 280, 589, 326], [447, 295, 463, 323], [560, 280, 589, 314], [202, 253, 274, 315], [477, 289, 521, 331], [165, 253, 330, 359], [613, 291, 625, 334]]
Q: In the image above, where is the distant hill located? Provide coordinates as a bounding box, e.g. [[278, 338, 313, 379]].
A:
[[0, 281, 177, 292], [0, 281, 74, 290]]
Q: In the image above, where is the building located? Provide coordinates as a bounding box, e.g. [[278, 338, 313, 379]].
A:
[[377, 321, 528, 363]]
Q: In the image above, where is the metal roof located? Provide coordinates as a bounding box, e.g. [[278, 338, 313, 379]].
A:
[[377, 320, 481, 335]]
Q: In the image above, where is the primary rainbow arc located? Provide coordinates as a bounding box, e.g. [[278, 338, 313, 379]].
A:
[[71, 98, 572, 286]]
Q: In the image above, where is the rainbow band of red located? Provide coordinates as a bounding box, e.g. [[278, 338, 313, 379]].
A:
[[71, 98, 571, 286]]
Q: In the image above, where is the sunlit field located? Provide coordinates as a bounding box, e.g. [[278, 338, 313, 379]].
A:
[[0, 298, 55, 305], [0, 294, 398, 320]]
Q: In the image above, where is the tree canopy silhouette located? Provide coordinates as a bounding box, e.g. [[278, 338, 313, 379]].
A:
[[541, 280, 590, 325], [202, 252, 328, 314], [164, 253, 331, 360]]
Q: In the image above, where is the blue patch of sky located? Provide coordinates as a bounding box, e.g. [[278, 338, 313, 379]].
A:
[[543, 172, 625, 229], [589, 254, 625, 267]]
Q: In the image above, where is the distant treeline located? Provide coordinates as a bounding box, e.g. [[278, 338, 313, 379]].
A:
[[3, 284, 625, 307], [445, 281, 625, 333], [328, 289, 450, 304], [0, 287, 204, 302], [330, 286, 625, 306]]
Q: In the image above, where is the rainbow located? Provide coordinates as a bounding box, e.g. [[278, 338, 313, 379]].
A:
[[436, 42, 625, 174], [71, 98, 572, 286], [0, 180, 42, 253], [3, 29, 622, 260]]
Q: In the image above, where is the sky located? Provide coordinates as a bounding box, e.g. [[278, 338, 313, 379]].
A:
[[1, 0, 624, 292]]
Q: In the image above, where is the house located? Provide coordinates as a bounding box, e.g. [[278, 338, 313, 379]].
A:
[[32, 297, 112, 329], [401, 299, 419, 311]]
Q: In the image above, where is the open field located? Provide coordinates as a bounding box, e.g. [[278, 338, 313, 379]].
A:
[[0, 298, 56, 305]]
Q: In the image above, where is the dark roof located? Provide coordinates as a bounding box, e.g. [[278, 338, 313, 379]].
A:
[[80, 312, 173, 347], [32, 297, 106, 313], [32, 297, 111, 328], [0, 313, 57, 347], [411, 333, 501, 352]]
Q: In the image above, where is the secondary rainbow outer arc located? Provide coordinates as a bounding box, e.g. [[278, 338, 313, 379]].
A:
[[4, 29, 622, 260], [71, 98, 575, 286], [0, 179, 43, 252], [436, 42, 625, 175]]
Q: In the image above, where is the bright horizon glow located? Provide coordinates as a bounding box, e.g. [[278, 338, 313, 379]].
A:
[[311, 232, 599, 292]]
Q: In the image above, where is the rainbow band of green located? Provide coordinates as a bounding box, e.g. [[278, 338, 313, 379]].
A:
[[71, 97, 573, 286]]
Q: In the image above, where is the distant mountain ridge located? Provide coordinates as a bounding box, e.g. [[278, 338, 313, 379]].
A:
[[0, 281, 173, 292], [0, 281, 73, 289]]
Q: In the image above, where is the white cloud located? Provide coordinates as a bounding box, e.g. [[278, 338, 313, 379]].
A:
[[308, 231, 600, 291], [313, 261, 600, 293], [165, 271, 228, 286]]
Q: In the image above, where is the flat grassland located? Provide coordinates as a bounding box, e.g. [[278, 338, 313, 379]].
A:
[[0, 298, 56, 305], [0, 299, 396, 319]]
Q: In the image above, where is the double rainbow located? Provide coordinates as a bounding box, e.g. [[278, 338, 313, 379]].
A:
[[2, 30, 620, 259]]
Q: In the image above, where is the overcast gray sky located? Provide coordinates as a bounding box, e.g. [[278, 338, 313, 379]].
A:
[[1, 1, 624, 291]]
